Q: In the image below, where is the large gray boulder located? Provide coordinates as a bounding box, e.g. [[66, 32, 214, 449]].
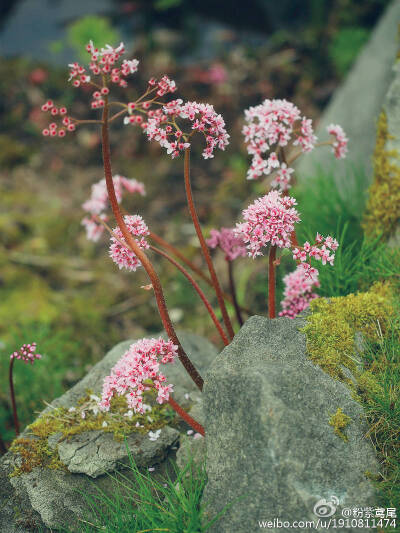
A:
[[297, 0, 400, 184], [202, 316, 379, 533], [0, 331, 217, 532]]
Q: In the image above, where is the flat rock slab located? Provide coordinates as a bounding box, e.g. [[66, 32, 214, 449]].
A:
[[0, 331, 217, 532], [203, 316, 379, 533], [57, 427, 179, 478]]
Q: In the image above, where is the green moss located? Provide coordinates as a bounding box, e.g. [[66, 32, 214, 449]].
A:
[[9, 389, 176, 477], [329, 408, 352, 442], [9, 437, 66, 477], [303, 283, 400, 510], [301, 282, 394, 382], [363, 111, 400, 239]]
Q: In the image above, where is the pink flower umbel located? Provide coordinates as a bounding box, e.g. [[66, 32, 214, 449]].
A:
[[135, 100, 230, 159], [326, 124, 349, 159], [235, 190, 300, 258], [99, 337, 177, 414], [81, 175, 146, 242], [9, 343, 41, 435], [279, 265, 320, 319], [242, 99, 316, 181], [206, 227, 247, 261], [10, 343, 41, 364], [109, 215, 150, 271]]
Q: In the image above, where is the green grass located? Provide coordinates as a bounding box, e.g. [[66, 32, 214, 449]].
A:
[[361, 310, 400, 516], [68, 454, 227, 533]]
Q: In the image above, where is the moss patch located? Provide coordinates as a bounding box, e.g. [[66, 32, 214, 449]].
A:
[[362, 111, 400, 239], [9, 389, 176, 477], [329, 408, 352, 442], [301, 281, 394, 383], [302, 283, 400, 511]]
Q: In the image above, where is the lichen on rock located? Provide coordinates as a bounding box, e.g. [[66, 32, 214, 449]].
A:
[[329, 408, 352, 442]]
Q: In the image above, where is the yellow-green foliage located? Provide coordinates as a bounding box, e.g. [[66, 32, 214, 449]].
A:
[[363, 111, 400, 239], [9, 438, 65, 477], [302, 282, 394, 383], [10, 390, 176, 477], [329, 408, 352, 442]]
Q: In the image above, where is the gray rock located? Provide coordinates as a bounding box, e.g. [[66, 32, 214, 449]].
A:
[[57, 427, 178, 478], [176, 402, 206, 474], [297, 1, 400, 185], [0, 331, 217, 532], [202, 316, 379, 533]]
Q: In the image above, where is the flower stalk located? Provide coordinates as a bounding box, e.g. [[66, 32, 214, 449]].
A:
[[183, 148, 235, 340], [227, 260, 243, 327], [9, 358, 20, 436], [101, 102, 204, 391], [268, 245, 277, 319]]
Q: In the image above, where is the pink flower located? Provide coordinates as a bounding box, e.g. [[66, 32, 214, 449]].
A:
[[207, 227, 247, 261], [10, 343, 41, 364], [235, 190, 300, 258], [99, 337, 177, 413], [81, 214, 108, 242], [293, 234, 338, 267], [136, 100, 229, 160], [82, 175, 146, 216], [109, 215, 150, 271], [243, 99, 317, 180], [271, 163, 295, 191], [326, 124, 348, 159], [279, 265, 320, 319]]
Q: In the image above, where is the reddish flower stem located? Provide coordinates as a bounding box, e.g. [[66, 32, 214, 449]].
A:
[[150, 245, 230, 346], [183, 148, 235, 340], [9, 358, 20, 435], [168, 396, 205, 436], [268, 245, 277, 319], [101, 101, 203, 391], [149, 230, 253, 316], [227, 260, 243, 327]]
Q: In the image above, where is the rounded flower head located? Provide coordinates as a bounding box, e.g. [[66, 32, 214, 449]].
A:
[[279, 265, 320, 319], [99, 337, 177, 413], [10, 343, 41, 364], [243, 99, 316, 180], [326, 124, 348, 159], [109, 215, 150, 271], [206, 227, 247, 261], [235, 190, 300, 258]]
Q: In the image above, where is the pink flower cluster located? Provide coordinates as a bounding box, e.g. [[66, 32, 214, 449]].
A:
[[131, 100, 230, 160], [41, 100, 76, 137], [326, 124, 348, 159], [81, 175, 146, 242], [270, 163, 294, 192], [10, 343, 41, 364], [235, 190, 300, 258], [206, 227, 247, 261], [279, 265, 320, 319], [293, 233, 339, 272], [242, 99, 316, 181], [109, 214, 150, 271], [99, 337, 177, 413], [69, 41, 138, 90]]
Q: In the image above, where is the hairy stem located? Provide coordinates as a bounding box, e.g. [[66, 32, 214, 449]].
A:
[[168, 396, 205, 436], [183, 148, 235, 339], [268, 245, 277, 319], [150, 245, 230, 346], [227, 260, 243, 327], [9, 359, 20, 435], [101, 102, 203, 391]]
